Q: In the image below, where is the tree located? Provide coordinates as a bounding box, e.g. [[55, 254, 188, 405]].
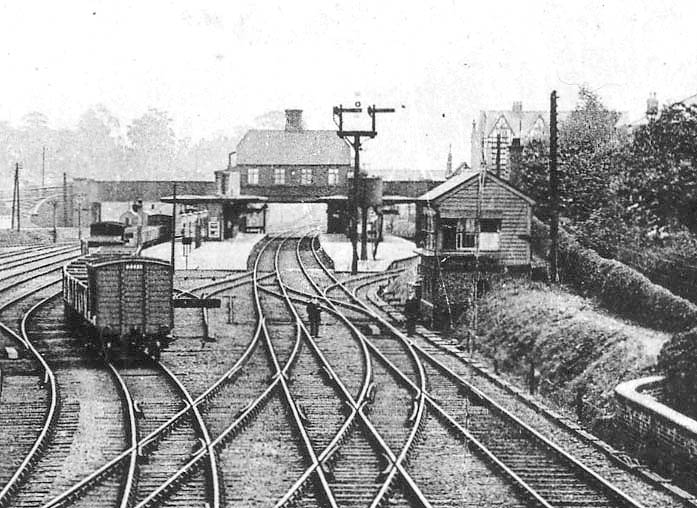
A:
[[76, 105, 123, 178], [510, 138, 551, 217], [126, 108, 176, 179], [515, 88, 627, 235], [623, 103, 697, 235], [559, 87, 624, 223]]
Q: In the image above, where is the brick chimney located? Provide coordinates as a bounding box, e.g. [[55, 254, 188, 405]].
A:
[[285, 109, 304, 132], [512, 101, 523, 114], [509, 138, 522, 180], [646, 92, 659, 119]]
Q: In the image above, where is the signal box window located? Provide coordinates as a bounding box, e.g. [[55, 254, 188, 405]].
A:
[[442, 218, 476, 250], [301, 168, 312, 185], [457, 219, 476, 249], [328, 168, 339, 185], [479, 218, 502, 251], [274, 168, 285, 184], [247, 168, 259, 185]]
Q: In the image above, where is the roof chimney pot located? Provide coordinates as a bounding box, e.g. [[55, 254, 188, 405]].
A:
[[512, 101, 523, 113], [285, 109, 304, 132]]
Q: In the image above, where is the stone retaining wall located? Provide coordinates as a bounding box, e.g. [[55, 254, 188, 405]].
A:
[[615, 376, 697, 486]]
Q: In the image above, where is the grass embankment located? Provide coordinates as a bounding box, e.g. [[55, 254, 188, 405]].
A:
[[0, 228, 54, 245], [454, 279, 671, 419]]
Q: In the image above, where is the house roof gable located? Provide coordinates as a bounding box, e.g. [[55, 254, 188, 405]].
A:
[[236, 129, 351, 166], [417, 170, 535, 206]]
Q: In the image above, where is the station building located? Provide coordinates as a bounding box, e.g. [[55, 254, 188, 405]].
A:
[[216, 109, 352, 203], [415, 169, 535, 327]]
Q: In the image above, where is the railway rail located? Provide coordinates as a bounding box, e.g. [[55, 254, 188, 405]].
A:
[[1, 235, 689, 507]]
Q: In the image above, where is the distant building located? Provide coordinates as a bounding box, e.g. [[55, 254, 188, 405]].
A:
[[471, 102, 550, 179], [215, 109, 352, 203]]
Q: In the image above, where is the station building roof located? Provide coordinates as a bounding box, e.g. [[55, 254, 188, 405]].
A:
[[236, 129, 351, 166]]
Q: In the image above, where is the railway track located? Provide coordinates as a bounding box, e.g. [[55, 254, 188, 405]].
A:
[[0, 244, 83, 506], [8, 293, 136, 508], [357, 281, 692, 508], [306, 231, 688, 508], [37, 238, 301, 508], [2, 233, 687, 508], [259, 231, 654, 507]]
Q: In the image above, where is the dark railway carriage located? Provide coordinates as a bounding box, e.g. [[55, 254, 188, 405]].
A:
[[63, 254, 173, 361], [87, 221, 126, 247]]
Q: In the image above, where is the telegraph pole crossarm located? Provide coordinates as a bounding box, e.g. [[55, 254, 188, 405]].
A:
[[333, 103, 395, 272]]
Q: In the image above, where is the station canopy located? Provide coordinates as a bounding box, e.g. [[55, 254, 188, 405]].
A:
[[159, 194, 268, 205], [310, 194, 417, 205]]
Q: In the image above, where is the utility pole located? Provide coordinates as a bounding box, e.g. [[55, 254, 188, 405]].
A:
[[10, 166, 16, 231], [62, 172, 68, 227], [549, 90, 560, 283], [170, 183, 177, 332], [51, 200, 57, 243], [41, 146, 46, 192], [75, 195, 85, 240], [333, 103, 394, 273], [11, 163, 20, 232], [170, 183, 177, 268]]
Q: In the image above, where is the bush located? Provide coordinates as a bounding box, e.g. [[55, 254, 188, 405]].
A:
[[534, 217, 697, 332]]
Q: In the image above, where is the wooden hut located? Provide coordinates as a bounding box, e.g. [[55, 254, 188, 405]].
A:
[[414, 170, 535, 328]]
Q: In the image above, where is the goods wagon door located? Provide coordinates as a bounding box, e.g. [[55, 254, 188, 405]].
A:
[[90, 263, 122, 334], [143, 261, 172, 334]]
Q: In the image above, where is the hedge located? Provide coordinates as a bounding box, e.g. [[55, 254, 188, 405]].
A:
[[532, 217, 697, 332]]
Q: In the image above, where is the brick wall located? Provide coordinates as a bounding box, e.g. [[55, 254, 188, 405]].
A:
[[615, 376, 697, 486]]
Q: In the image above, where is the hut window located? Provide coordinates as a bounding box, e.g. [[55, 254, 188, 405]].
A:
[[247, 168, 259, 185], [301, 168, 312, 185], [479, 218, 502, 251], [456, 219, 476, 249], [274, 168, 285, 184], [441, 219, 458, 250], [328, 168, 339, 185]]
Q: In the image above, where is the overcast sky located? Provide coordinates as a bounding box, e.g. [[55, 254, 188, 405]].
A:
[[1, 1, 696, 174]]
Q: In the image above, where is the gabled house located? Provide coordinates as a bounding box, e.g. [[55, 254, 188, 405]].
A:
[[471, 102, 551, 179], [215, 109, 352, 203]]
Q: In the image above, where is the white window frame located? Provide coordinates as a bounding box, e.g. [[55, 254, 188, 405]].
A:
[[274, 168, 285, 185], [455, 218, 476, 250], [247, 167, 259, 185], [479, 218, 502, 251], [301, 167, 312, 185], [328, 167, 339, 185]]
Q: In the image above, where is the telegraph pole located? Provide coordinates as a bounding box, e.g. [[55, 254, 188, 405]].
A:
[[170, 183, 177, 332], [10, 166, 16, 231], [62, 172, 68, 227], [41, 146, 46, 192], [333, 103, 394, 273], [549, 90, 560, 283], [11, 163, 20, 232], [170, 183, 177, 270], [51, 200, 57, 243]]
